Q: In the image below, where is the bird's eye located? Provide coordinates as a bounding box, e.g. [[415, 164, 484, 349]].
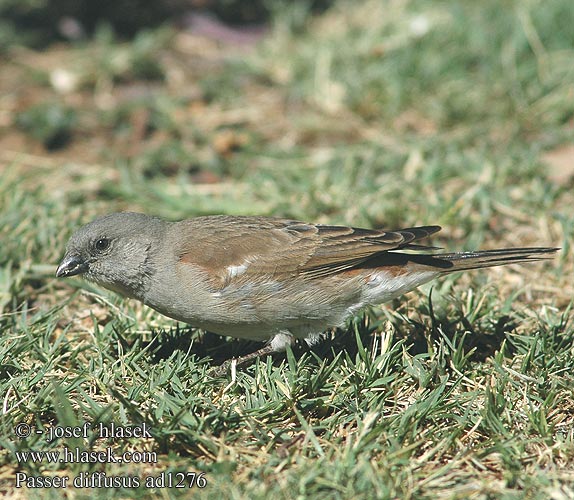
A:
[[94, 238, 110, 252]]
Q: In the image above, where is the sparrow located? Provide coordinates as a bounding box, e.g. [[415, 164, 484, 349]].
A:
[[56, 212, 558, 371]]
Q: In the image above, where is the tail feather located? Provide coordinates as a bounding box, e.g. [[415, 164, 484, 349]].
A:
[[430, 247, 559, 273]]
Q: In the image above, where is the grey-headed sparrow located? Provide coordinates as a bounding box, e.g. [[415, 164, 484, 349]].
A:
[[57, 213, 558, 372]]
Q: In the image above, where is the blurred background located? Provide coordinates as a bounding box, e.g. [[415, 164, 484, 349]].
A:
[[1, 0, 572, 231]]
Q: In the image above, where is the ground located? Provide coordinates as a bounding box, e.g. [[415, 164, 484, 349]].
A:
[[0, 1, 573, 498]]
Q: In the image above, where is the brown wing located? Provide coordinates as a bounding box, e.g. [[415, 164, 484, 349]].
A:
[[297, 224, 441, 277], [173, 216, 440, 286]]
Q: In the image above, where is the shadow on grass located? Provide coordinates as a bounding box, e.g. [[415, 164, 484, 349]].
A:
[[399, 314, 517, 362], [139, 311, 516, 371]]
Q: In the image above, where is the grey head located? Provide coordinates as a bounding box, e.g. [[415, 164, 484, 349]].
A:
[[56, 212, 167, 299]]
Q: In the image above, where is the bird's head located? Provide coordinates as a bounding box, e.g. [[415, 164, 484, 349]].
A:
[[56, 212, 165, 298]]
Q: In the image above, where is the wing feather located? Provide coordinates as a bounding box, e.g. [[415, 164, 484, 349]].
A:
[[173, 216, 441, 285]]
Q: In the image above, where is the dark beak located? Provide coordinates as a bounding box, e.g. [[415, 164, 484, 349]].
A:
[[56, 255, 88, 278]]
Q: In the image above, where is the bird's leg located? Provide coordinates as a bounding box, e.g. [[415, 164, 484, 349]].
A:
[[210, 343, 277, 377], [210, 332, 295, 377]]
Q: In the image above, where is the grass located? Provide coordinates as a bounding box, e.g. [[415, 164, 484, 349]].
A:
[[1, 0, 573, 498]]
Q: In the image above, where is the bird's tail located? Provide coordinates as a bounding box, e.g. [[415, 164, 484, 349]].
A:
[[425, 247, 559, 273]]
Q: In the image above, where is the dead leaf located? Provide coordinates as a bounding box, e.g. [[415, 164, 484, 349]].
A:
[[542, 144, 574, 186]]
